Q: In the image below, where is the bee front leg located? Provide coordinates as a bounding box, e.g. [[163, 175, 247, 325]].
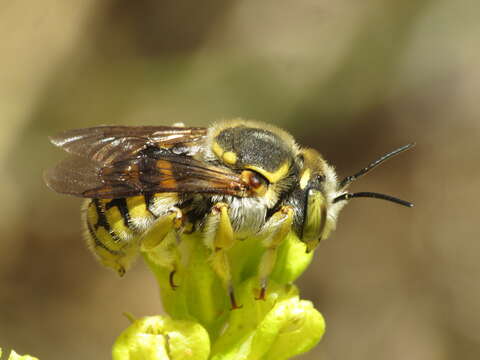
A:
[[256, 205, 294, 300], [204, 203, 242, 310], [140, 207, 183, 289]]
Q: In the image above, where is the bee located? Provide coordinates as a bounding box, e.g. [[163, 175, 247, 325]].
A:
[[44, 119, 413, 308]]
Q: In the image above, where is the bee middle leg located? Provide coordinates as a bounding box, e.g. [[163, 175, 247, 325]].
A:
[[204, 202, 242, 310], [140, 207, 183, 289], [256, 205, 294, 300]]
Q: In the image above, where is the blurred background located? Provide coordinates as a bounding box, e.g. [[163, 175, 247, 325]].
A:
[[1, 0, 479, 359]]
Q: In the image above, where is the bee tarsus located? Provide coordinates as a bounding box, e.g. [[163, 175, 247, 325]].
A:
[[169, 269, 179, 290], [229, 286, 243, 310]]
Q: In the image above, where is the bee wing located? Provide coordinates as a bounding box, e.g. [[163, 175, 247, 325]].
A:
[[44, 155, 106, 197], [83, 154, 248, 198], [49, 126, 207, 164], [45, 151, 248, 199]]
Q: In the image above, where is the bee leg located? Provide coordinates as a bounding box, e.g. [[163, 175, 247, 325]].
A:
[[167, 233, 183, 290], [140, 208, 183, 290], [205, 203, 242, 310], [169, 268, 179, 290], [256, 205, 294, 300]]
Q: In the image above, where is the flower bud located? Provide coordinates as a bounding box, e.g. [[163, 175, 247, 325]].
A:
[[112, 316, 210, 360]]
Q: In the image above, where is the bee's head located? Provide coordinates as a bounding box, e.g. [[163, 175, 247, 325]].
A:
[[290, 148, 338, 252], [206, 120, 414, 253], [294, 144, 415, 253]]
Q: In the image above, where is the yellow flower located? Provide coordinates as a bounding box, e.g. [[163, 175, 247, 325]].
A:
[[0, 349, 39, 360], [114, 232, 325, 359]]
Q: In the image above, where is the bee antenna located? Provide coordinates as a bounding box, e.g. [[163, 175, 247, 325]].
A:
[[339, 143, 415, 190], [333, 192, 414, 208]]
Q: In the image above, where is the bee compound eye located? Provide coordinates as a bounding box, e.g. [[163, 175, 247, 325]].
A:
[[249, 173, 263, 189], [316, 174, 325, 183], [241, 170, 268, 196]]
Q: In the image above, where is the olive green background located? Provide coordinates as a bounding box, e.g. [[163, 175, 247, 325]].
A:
[[1, 1, 479, 359]]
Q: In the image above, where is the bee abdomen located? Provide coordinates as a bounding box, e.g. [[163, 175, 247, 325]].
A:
[[83, 198, 141, 276], [82, 193, 180, 275], [105, 198, 131, 229]]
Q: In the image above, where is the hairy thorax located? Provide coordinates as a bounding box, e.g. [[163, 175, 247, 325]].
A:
[[209, 194, 269, 238]]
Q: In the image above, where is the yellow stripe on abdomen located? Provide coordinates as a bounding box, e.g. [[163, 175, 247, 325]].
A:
[[82, 193, 181, 276], [83, 199, 139, 276]]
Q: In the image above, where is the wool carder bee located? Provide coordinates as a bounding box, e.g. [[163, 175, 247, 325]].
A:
[[44, 119, 413, 308]]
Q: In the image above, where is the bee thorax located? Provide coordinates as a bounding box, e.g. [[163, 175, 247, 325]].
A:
[[210, 195, 267, 238]]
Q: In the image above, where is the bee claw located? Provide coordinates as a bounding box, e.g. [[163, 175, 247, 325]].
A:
[[231, 303, 243, 310], [117, 266, 126, 277], [254, 286, 267, 301], [169, 270, 179, 290], [229, 287, 243, 310]]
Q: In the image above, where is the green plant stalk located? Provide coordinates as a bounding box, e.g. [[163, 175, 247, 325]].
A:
[[113, 232, 325, 360]]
